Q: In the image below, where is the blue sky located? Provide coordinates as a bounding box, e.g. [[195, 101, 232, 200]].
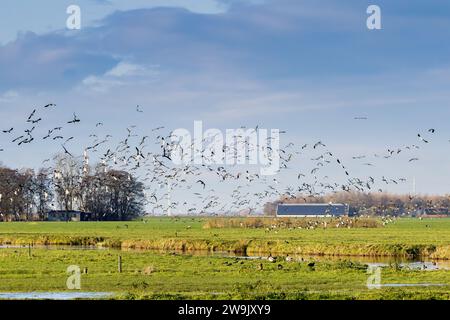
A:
[[0, 0, 449, 199]]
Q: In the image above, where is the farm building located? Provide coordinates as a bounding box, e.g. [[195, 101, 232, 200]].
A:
[[276, 203, 349, 217], [47, 210, 92, 222]]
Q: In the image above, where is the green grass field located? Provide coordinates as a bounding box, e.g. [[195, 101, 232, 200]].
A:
[[1, 217, 450, 257], [0, 217, 450, 300]]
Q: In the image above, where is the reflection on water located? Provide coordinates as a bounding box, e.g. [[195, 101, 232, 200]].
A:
[[0, 245, 106, 250], [0, 292, 113, 300], [379, 283, 447, 288]]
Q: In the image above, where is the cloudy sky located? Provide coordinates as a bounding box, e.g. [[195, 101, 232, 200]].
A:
[[0, 0, 449, 197]]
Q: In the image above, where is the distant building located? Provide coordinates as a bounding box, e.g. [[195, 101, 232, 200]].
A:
[[47, 210, 92, 222], [276, 203, 349, 217]]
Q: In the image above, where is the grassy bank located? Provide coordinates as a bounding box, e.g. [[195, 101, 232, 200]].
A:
[[1, 218, 450, 258]]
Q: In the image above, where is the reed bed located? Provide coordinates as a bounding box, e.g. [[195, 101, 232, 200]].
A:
[[203, 217, 382, 230]]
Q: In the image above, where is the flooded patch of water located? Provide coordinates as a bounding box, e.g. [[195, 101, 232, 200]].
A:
[[221, 254, 450, 271], [2, 244, 449, 270], [0, 244, 106, 250], [366, 261, 448, 271], [0, 292, 114, 300], [378, 283, 447, 288]]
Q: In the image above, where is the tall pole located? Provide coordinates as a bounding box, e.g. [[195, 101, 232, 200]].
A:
[[83, 148, 89, 176], [167, 177, 172, 217]]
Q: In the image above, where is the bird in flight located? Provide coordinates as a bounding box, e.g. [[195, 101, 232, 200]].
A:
[[26, 109, 36, 122], [67, 113, 81, 124], [417, 134, 429, 143], [196, 180, 206, 189], [61, 144, 73, 157]]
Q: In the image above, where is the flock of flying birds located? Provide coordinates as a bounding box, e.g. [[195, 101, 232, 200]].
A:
[[0, 104, 447, 214]]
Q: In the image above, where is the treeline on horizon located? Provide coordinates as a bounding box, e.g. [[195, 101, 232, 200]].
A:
[[2, 154, 449, 220], [264, 191, 450, 217], [0, 154, 145, 221]]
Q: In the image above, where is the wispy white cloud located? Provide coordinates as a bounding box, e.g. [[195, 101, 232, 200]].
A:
[[77, 61, 160, 92], [0, 90, 19, 102]]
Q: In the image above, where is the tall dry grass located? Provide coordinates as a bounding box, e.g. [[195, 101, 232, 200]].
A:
[[203, 217, 382, 230]]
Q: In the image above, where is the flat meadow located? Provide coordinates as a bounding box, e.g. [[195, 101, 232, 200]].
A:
[[0, 217, 450, 299]]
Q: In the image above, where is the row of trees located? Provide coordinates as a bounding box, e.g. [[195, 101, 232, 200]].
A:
[[264, 191, 450, 216], [0, 155, 145, 221], [0, 167, 47, 221]]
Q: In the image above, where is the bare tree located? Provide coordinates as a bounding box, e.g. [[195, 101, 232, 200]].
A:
[[53, 154, 83, 211], [34, 168, 53, 220], [82, 167, 145, 221]]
